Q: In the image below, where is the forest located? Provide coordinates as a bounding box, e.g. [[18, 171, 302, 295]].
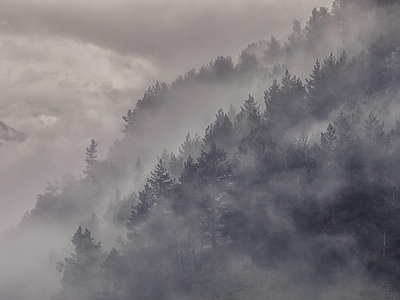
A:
[[4, 0, 400, 299]]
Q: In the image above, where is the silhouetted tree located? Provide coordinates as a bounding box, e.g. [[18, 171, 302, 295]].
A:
[[179, 133, 202, 161], [204, 109, 234, 151], [285, 20, 305, 56], [83, 139, 98, 181], [235, 95, 262, 137], [121, 109, 137, 138], [57, 226, 102, 300], [148, 159, 174, 199], [237, 50, 260, 73], [263, 36, 282, 64], [133, 158, 145, 189]]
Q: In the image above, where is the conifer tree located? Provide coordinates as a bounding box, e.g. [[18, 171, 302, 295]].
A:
[[83, 139, 98, 181], [306, 59, 323, 116], [237, 50, 260, 73], [121, 109, 137, 138], [321, 123, 337, 153], [133, 158, 145, 189], [204, 109, 234, 151], [127, 182, 154, 231], [100, 248, 123, 297], [263, 35, 282, 64], [235, 94, 262, 137], [264, 78, 282, 119], [179, 156, 199, 185], [362, 112, 391, 150], [57, 226, 102, 300], [148, 159, 174, 199], [285, 20, 305, 56], [168, 153, 184, 180], [179, 132, 202, 161], [197, 143, 229, 185]]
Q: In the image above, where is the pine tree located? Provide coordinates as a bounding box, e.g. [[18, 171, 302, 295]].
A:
[[115, 192, 138, 226], [136, 81, 169, 110], [263, 35, 282, 64], [362, 112, 391, 151], [179, 132, 202, 161], [121, 109, 137, 138], [57, 226, 102, 300], [103, 189, 123, 225], [197, 143, 229, 185], [285, 20, 305, 56], [306, 59, 322, 97], [321, 123, 337, 153], [237, 50, 260, 73], [100, 248, 123, 297], [83, 139, 98, 181], [126, 182, 154, 231], [235, 95, 262, 137], [264, 78, 282, 119], [133, 158, 145, 189], [204, 109, 234, 150], [179, 156, 199, 185], [148, 159, 174, 199], [168, 153, 184, 180], [265, 70, 306, 126]]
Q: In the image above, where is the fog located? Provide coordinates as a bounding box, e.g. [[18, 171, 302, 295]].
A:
[[0, 0, 332, 232], [4, 0, 400, 300]]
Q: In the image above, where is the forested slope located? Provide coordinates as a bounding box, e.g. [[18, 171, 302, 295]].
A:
[[5, 0, 400, 299]]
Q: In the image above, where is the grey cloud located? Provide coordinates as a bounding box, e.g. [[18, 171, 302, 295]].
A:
[[0, 0, 332, 230], [1, 0, 333, 75]]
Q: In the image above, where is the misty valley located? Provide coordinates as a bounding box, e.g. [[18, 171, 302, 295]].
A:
[[4, 0, 400, 299]]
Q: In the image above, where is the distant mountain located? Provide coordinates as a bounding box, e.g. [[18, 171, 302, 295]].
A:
[[0, 121, 26, 144]]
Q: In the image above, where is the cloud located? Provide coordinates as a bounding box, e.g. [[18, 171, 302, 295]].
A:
[[0, 0, 332, 230], [1, 0, 332, 75], [0, 34, 158, 230]]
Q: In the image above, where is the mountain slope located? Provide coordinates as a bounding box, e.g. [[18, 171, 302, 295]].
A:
[[0, 121, 26, 144]]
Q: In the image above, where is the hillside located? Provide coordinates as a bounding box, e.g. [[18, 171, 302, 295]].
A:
[[0, 121, 26, 144], [4, 0, 400, 299]]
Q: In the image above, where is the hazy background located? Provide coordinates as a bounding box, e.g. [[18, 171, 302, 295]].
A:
[[0, 0, 332, 232]]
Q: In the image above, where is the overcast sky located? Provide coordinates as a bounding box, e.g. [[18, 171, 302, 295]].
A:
[[0, 0, 332, 231]]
